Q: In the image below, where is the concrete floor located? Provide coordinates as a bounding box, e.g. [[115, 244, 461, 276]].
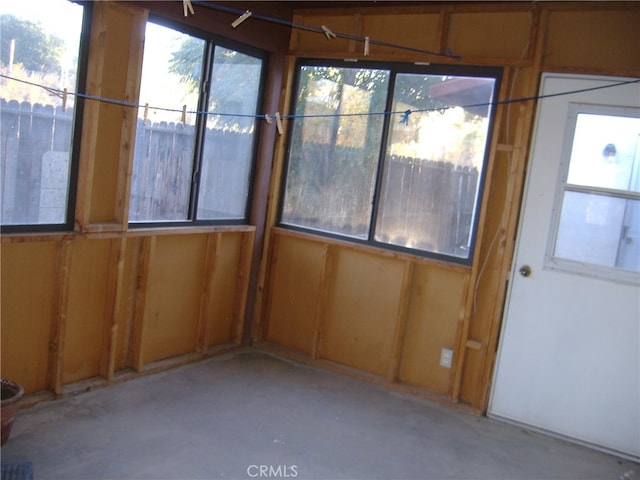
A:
[[1, 349, 637, 480]]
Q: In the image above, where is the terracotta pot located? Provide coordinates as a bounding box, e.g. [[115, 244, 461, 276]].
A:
[[1, 379, 24, 446]]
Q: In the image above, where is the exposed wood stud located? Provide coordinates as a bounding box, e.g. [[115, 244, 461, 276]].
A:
[[130, 236, 155, 372], [311, 243, 334, 360], [48, 240, 72, 395], [235, 230, 256, 344], [100, 237, 127, 381], [387, 260, 414, 383], [196, 233, 220, 352]]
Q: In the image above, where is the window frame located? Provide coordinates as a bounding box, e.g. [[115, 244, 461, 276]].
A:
[[278, 58, 502, 265], [0, 1, 92, 234], [128, 15, 268, 229]]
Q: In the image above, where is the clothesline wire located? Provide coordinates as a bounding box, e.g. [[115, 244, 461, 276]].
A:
[[190, 1, 462, 61], [1, 73, 638, 123]]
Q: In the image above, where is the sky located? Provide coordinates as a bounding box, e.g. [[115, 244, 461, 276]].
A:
[[0, 0, 83, 44]]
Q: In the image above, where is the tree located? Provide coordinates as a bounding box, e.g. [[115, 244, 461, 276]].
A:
[[0, 14, 64, 73]]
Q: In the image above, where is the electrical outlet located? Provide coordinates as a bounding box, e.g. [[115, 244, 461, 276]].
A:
[[440, 348, 453, 368]]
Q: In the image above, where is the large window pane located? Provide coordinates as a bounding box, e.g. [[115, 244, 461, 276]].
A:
[[197, 47, 262, 220], [0, 0, 84, 227], [375, 75, 495, 258], [129, 23, 203, 223], [281, 66, 389, 238]]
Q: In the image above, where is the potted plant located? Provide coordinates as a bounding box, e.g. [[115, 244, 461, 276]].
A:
[[1, 379, 24, 445]]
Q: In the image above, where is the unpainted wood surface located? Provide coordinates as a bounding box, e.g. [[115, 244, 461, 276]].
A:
[[0, 242, 57, 393], [544, 8, 640, 73], [398, 265, 467, 395], [266, 235, 325, 355], [140, 234, 206, 364], [321, 248, 405, 377]]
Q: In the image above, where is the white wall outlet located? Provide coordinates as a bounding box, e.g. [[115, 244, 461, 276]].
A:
[[440, 348, 453, 368]]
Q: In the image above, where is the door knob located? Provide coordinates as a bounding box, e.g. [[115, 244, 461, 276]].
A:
[[519, 265, 532, 277]]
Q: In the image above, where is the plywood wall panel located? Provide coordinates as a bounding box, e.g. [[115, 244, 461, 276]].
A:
[[266, 235, 325, 355], [398, 265, 467, 395], [63, 239, 112, 384], [292, 14, 356, 52], [0, 242, 56, 393], [321, 249, 404, 377], [544, 8, 640, 72], [447, 11, 532, 60], [362, 14, 441, 58], [207, 233, 242, 346], [141, 234, 206, 364]]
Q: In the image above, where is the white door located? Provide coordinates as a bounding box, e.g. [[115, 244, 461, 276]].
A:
[[489, 73, 640, 460]]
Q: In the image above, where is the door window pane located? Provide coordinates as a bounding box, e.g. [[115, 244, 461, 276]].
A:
[[375, 75, 495, 257], [551, 106, 640, 276], [566, 113, 640, 192], [0, 0, 84, 227], [281, 66, 389, 239], [555, 192, 639, 271]]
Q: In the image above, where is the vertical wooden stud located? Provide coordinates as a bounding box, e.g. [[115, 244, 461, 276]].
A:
[[311, 243, 334, 360], [129, 235, 155, 372], [197, 233, 220, 352], [100, 237, 127, 381], [387, 260, 414, 382], [48, 240, 72, 394], [254, 233, 281, 344], [234, 230, 256, 344]]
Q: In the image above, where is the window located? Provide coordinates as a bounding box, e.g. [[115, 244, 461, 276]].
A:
[[0, 0, 89, 231], [280, 60, 500, 263], [547, 103, 640, 283], [128, 20, 264, 226]]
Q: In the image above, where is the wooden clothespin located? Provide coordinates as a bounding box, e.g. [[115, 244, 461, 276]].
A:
[[181, 104, 187, 125], [183, 0, 194, 17], [232, 10, 252, 28], [274, 112, 283, 135], [61, 88, 68, 112], [321, 25, 336, 40]]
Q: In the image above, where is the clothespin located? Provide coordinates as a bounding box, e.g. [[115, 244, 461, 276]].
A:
[[61, 88, 68, 112], [400, 109, 411, 125], [181, 104, 187, 125], [232, 10, 252, 28], [321, 25, 336, 40], [364, 36, 370, 56], [274, 112, 283, 135], [264, 114, 273, 124], [183, 0, 194, 17], [143, 103, 149, 125]]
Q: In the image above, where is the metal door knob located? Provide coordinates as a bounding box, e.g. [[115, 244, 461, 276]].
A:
[[519, 265, 532, 277]]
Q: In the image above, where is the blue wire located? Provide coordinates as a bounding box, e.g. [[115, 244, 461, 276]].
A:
[[1, 73, 638, 123]]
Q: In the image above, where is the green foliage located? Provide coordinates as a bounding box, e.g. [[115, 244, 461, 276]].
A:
[[168, 36, 203, 93], [0, 14, 64, 73]]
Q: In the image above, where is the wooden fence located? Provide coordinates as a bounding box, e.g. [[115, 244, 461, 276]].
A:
[[0, 99, 73, 224], [284, 142, 480, 257], [1, 99, 257, 225]]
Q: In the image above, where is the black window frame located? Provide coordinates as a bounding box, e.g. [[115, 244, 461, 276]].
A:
[[278, 58, 502, 266], [0, 1, 92, 234], [128, 15, 268, 229]]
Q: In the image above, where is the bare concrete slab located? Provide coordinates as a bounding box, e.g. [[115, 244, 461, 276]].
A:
[[1, 349, 637, 480]]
